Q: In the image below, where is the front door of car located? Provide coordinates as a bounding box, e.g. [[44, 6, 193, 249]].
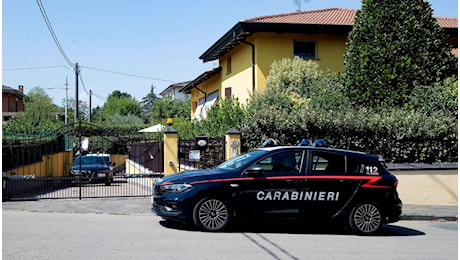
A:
[[303, 150, 362, 221], [235, 150, 306, 220]]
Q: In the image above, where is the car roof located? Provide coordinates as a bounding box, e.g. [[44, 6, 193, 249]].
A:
[[256, 146, 378, 161]]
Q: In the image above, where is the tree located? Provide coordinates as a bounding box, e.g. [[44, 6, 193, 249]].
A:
[[344, 0, 457, 107], [61, 97, 89, 122], [200, 97, 245, 137], [3, 86, 62, 133], [102, 91, 142, 117], [150, 96, 190, 123], [141, 85, 160, 116]]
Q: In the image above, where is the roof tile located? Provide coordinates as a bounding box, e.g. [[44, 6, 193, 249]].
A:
[[243, 8, 457, 28]]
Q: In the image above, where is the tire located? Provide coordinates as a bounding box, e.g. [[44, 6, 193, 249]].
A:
[[348, 202, 383, 235], [105, 178, 112, 186], [193, 197, 231, 232]]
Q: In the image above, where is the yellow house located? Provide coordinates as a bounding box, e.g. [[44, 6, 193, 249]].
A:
[[180, 8, 458, 120]]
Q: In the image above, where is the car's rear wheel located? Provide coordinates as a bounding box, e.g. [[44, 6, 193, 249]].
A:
[[193, 197, 231, 232], [348, 202, 383, 235], [105, 178, 112, 186]]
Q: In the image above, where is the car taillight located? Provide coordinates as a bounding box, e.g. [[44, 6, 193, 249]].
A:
[[394, 180, 398, 188]]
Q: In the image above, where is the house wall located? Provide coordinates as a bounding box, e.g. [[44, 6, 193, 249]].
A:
[[162, 88, 188, 101], [254, 32, 347, 91], [197, 32, 349, 106], [2, 93, 25, 112], [190, 73, 222, 119], [221, 43, 254, 104]]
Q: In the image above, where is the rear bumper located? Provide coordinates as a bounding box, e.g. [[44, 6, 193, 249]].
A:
[[386, 198, 403, 223]]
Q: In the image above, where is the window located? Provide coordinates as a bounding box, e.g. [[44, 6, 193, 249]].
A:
[[311, 151, 345, 173], [347, 157, 364, 174], [255, 151, 303, 173], [225, 87, 232, 98], [294, 41, 316, 59]]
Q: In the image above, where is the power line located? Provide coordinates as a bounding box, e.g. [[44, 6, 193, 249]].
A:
[[81, 65, 176, 83], [2, 65, 71, 71], [78, 73, 89, 95], [36, 0, 74, 67]]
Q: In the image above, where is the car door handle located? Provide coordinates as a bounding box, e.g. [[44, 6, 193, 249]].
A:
[[287, 179, 302, 184]]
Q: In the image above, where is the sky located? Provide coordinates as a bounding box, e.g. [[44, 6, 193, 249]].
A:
[[2, 0, 458, 108]]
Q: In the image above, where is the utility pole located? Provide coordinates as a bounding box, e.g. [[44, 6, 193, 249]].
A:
[[74, 63, 80, 122], [89, 90, 92, 122], [65, 77, 68, 124]]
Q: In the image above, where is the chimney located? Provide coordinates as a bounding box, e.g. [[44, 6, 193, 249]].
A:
[[18, 85, 24, 93]]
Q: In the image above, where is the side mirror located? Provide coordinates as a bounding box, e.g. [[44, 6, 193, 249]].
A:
[[245, 165, 264, 176]]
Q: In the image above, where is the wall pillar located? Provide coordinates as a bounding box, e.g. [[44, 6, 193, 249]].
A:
[[163, 126, 178, 175], [225, 127, 241, 160]]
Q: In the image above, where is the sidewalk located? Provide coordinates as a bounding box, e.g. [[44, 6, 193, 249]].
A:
[[401, 204, 457, 221], [2, 197, 457, 221]]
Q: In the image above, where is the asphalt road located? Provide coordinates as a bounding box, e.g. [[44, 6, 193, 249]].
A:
[[3, 204, 458, 260]]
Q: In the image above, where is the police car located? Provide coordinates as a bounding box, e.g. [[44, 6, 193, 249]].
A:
[[152, 140, 402, 235]]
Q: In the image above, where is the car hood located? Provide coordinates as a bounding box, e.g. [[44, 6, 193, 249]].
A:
[[157, 168, 235, 185], [71, 164, 110, 172]]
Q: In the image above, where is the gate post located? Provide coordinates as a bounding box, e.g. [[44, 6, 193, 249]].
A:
[[225, 127, 241, 160], [164, 125, 179, 176]]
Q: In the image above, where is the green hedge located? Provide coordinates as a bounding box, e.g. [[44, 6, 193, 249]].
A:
[[240, 104, 457, 163]]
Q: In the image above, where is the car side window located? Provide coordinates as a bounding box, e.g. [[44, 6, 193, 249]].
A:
[[311, 151, 345, 173], [255, 151, 303, 174], [347, 157, 364, 174]]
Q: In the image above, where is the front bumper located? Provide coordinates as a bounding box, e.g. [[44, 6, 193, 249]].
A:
[[151, 194, 192, 221]]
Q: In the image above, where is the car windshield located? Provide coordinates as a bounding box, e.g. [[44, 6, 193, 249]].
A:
[[216, 150, 267, 170], [74, 156, 109, 165]]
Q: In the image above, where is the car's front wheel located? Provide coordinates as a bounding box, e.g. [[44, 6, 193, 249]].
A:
[[348, 201, 383, 235], [193, 197, 231, 232]]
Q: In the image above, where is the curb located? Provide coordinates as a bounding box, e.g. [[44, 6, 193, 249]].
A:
[[400, 215, 458, 221]]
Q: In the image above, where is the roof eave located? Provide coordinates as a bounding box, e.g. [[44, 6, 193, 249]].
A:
[[179, 67, 222, 94], [199, 22, 353, 62]]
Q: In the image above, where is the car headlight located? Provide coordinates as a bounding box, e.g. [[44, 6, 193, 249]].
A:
[[161, 183, 193, 193]]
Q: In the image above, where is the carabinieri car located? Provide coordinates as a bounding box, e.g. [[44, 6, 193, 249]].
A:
[[151, 144, 402, 235]]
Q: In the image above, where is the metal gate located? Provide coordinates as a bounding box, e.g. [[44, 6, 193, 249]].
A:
[[128, 141, 164, 173], [2, 122, 163, 201], [178, 136, 226, 170], [2, 176, 159, 200]]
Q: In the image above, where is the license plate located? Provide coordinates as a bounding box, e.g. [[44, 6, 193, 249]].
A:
[[97, 173, 106, 177]]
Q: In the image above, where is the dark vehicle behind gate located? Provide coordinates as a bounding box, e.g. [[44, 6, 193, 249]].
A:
[[70, 153, 115, 186]]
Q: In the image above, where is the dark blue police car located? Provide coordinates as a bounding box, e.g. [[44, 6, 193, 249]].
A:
[[152, 143, 402, 235]]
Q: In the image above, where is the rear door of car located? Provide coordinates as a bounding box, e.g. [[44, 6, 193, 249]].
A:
[[302, 149, 363, 221], [235, 149, 307, 220]]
